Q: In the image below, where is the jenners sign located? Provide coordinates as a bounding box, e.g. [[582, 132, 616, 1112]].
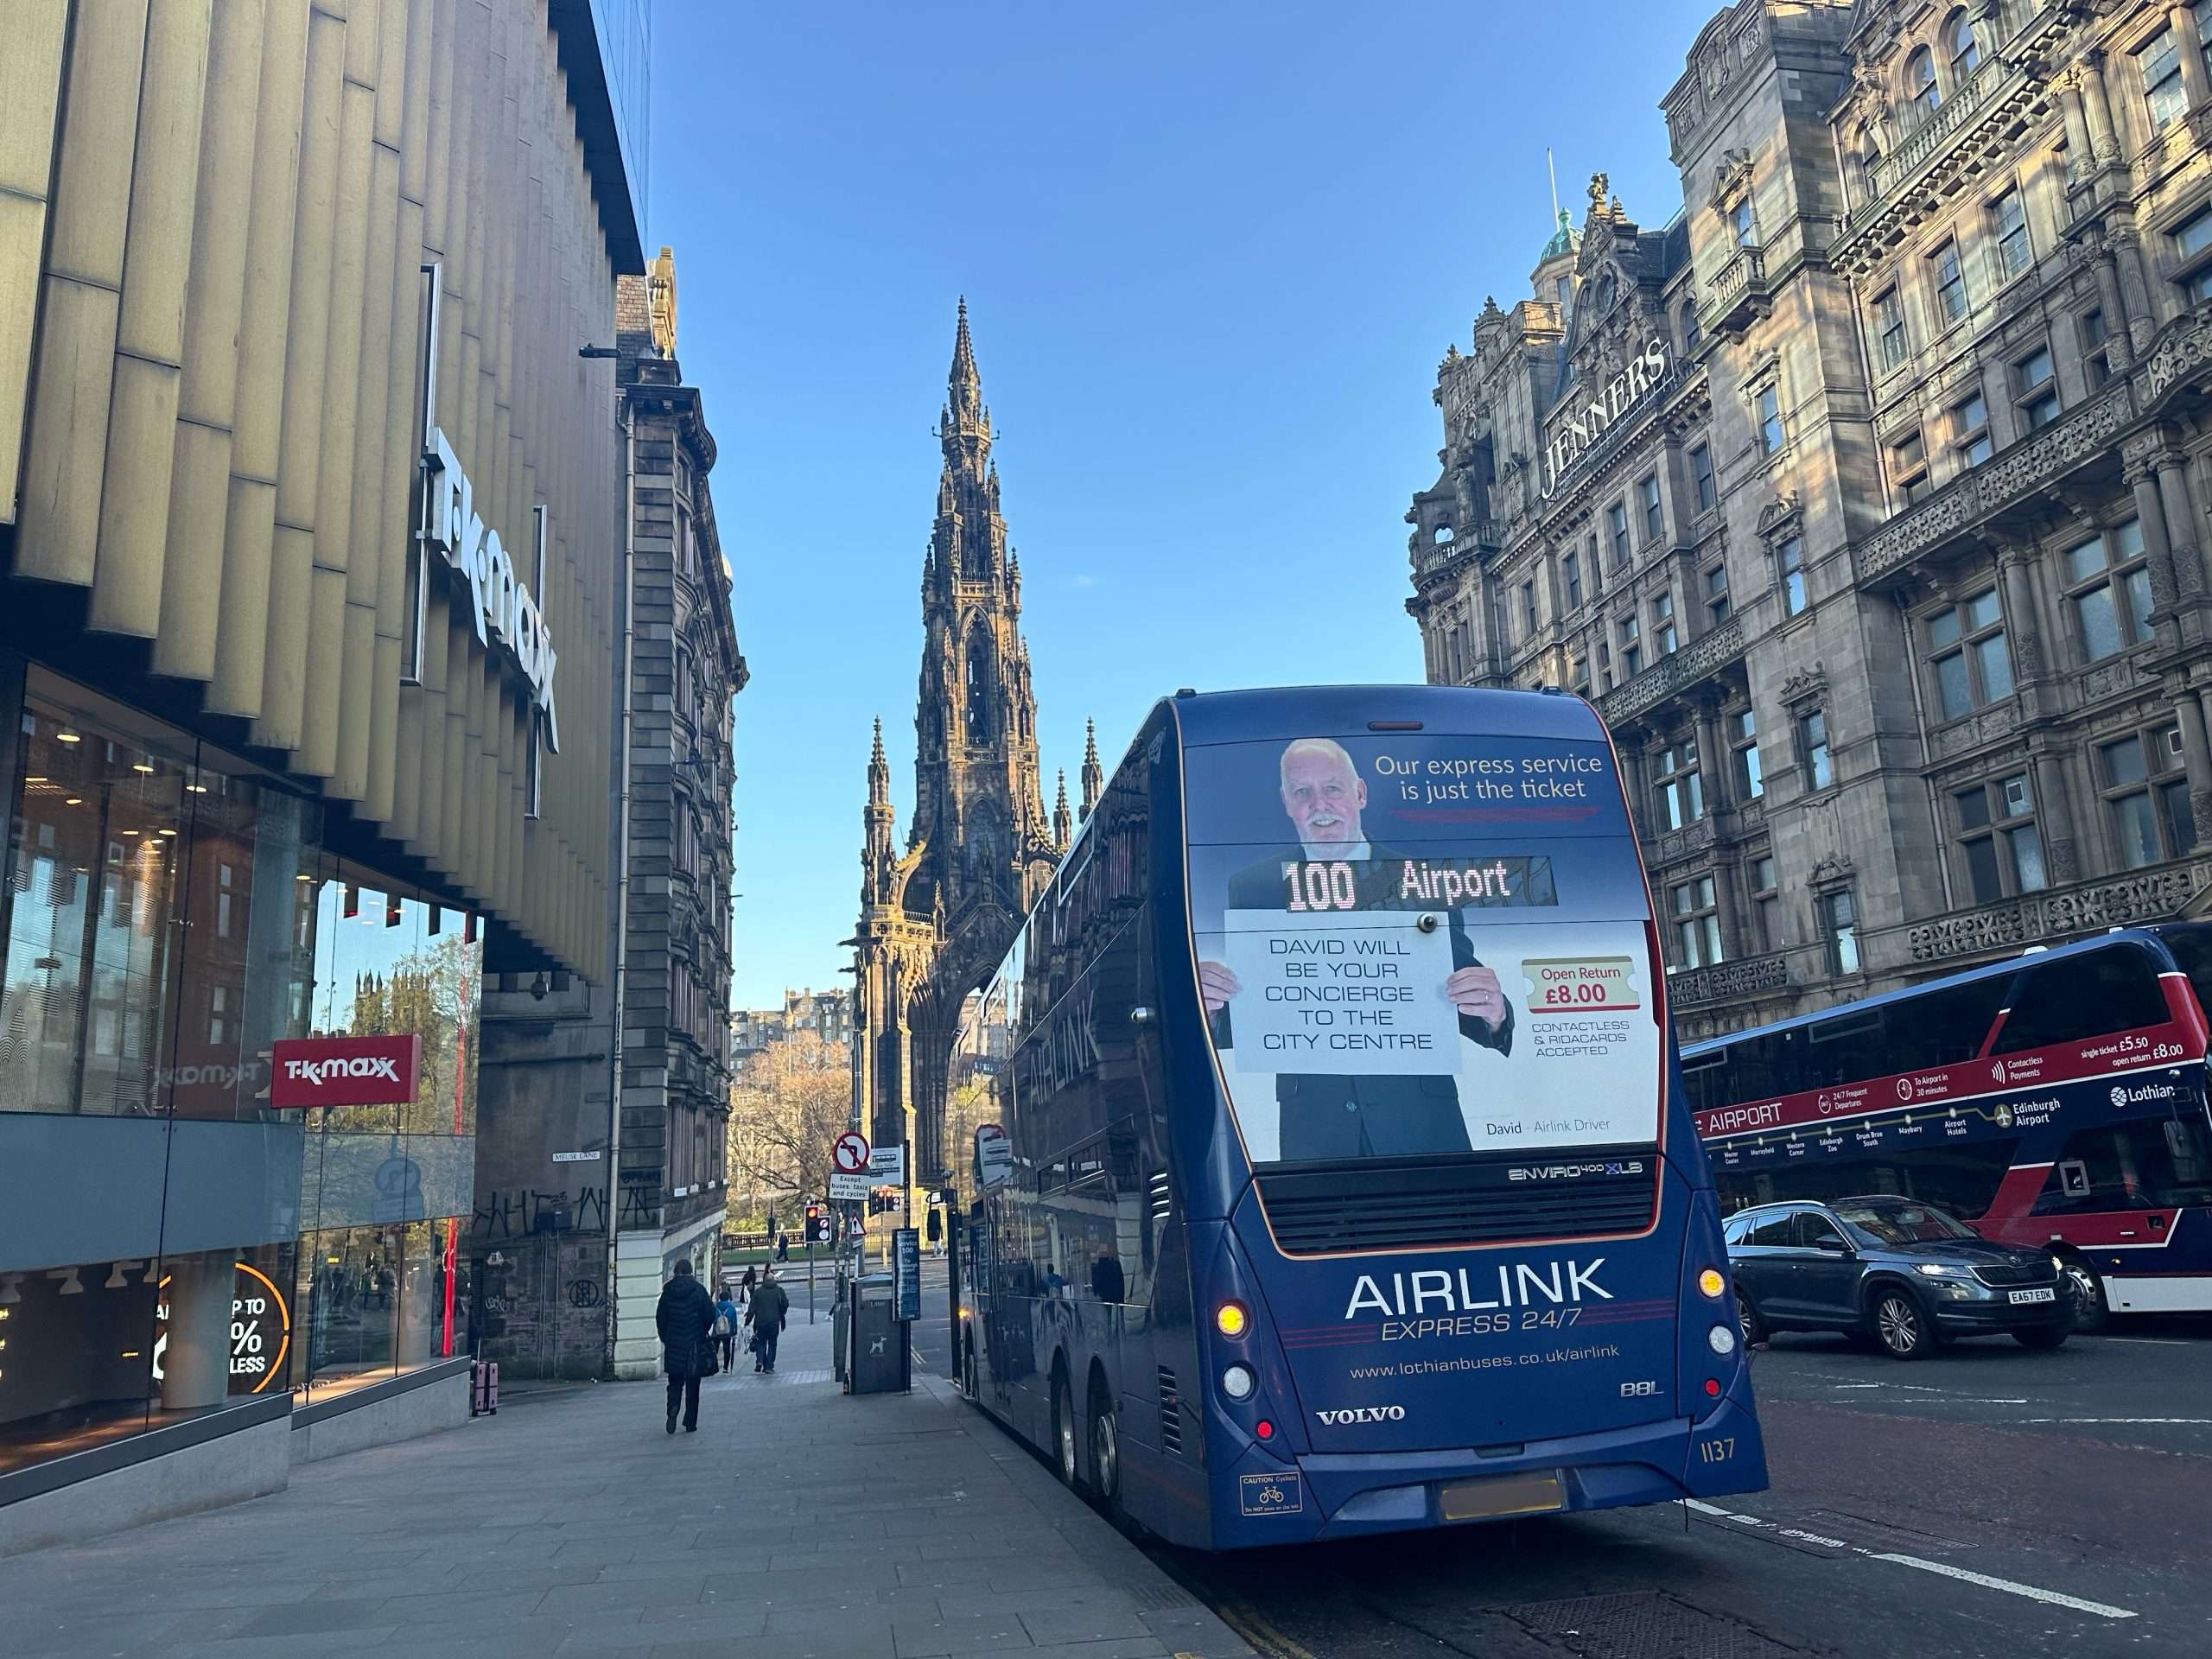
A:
[[423, 429, 562, 751], [1540, 337, 1671, 499]]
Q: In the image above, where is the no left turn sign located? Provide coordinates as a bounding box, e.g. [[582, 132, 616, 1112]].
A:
[[832, 1131, 871, 1174]]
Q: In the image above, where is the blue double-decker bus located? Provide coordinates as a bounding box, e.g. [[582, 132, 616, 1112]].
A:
[[949, 686, 1765, 1549]]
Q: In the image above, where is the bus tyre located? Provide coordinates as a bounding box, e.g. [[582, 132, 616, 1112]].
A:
[[1735, 1288, 1763, 1348], [1090, 1393, 1122, 1513], [2059, 1257, 2107, 1332], [1870, 1287, 1936, 1360], [1052, 1370, 1083, 1491]]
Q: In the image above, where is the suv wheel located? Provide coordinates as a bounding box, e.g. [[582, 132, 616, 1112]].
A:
[[1871, 1287, 1932, 1360], [1736, 1288, 1764, 1348]]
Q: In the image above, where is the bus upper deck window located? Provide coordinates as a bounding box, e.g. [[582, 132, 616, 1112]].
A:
[[1993, 946, 2170, 1053]]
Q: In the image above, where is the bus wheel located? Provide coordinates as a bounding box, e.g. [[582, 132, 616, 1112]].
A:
[[1052, 1370, 1082, 1490], [2059, 1257, 2107, 1332], [1871, 1288, 1934, 1360], [1090, 1394, 1121, 1511], [963, 1340, 978, 1401]]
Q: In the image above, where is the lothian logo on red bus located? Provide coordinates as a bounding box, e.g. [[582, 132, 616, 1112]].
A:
[[270, 1035, 422, 1109]]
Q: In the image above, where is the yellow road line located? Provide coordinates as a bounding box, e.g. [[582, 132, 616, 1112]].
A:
[[1211, 1595, 1325, 1659]]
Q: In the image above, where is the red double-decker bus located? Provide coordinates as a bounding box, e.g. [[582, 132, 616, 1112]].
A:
[[1684, 925, 2212, 1324]]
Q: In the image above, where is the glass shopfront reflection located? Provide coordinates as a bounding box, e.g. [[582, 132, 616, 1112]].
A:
[[290, 874, 480, 1396], [0, 663, 480, 1477]]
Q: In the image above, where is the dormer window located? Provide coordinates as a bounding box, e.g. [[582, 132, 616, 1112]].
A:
[[1592, 271, 1617, 315]]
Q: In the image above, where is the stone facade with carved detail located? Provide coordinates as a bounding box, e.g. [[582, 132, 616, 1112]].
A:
[[1409, 0, 2212, 1041]]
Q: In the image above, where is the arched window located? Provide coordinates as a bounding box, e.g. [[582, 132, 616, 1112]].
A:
[[1592, 271, 1617, 315], [1433, 524, 1455, 545], [1906, 48, 1940, 122], [1681, 301, 1703, 357], [964, 635, 994, 742], [1854, 124, 1881, 195], [1944, 11, 1979, 85]]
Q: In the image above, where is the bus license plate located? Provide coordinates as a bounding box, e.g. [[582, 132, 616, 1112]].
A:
[[1439, 1472, 1566, 1522], [2009, 1287, 2055, 1304]]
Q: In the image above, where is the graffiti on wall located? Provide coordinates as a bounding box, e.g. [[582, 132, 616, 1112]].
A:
[[471, 1185, 607, 1239]]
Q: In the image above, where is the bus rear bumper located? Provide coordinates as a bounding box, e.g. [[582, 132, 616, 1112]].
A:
[[1218, 1397, 1767, 1546]]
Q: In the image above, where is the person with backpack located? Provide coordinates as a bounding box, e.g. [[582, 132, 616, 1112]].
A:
[[739, 1262, 757, 1307], [747, 1268, 791, 1373], [711, 1287, 741, 1372]]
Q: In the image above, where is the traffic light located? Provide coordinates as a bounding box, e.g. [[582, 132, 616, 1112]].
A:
[[804, 1204, 832, 1246]]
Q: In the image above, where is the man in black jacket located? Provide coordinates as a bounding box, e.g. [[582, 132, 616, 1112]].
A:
[[1198, 737, 1515, 1160], [747, 1269, 791, 1372], [656, 1259, 716, 1434]]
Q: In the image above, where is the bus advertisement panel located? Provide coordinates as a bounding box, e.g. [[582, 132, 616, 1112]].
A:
[[1176, 713, 1762, 1530]]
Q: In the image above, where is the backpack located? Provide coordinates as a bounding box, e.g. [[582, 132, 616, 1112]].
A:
[[713, 1308, 735, 1337]]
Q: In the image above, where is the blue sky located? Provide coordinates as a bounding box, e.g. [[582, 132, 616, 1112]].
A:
[[649, 0, 1715, 1007]]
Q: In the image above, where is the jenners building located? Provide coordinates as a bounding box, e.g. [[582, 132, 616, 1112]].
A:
[[0, 0, 645, 1548]]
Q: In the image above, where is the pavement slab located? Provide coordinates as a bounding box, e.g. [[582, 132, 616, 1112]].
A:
[[0, 1310, 1254, 1658]]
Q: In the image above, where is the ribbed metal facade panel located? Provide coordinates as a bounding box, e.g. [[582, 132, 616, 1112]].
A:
[[0, 0, 620, 979]]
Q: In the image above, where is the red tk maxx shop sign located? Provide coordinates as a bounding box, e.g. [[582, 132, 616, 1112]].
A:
[[270, 1034, 423, 1109]]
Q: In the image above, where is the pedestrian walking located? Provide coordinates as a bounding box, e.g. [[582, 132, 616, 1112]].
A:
[[747, 1268, 791, 1373], [655, 1259, 716, 1435], [776, 1232, 790, 1263], [739, 1262, 757, 1307], [711, 1286, 741, 1372]]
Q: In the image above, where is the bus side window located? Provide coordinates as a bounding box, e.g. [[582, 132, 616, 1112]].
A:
[[2032, 1117, 2212, 1212], [1883, 977, 2009, 1071], [1682, 1052, 1728, 1116], [1994, 946, 2171, 1053]]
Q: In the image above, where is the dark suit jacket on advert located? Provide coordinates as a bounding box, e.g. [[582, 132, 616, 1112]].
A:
[[1218, 846, 1515, 1160], [655, 1275, 716, 1381]]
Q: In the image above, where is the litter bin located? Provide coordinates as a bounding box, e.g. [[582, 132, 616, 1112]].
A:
[[846, 1271, 909, 1395]]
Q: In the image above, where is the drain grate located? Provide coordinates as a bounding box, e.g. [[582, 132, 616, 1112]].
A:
[[1502, 1591, 1808, 1658], [1127, 1582, 1196, 1611]]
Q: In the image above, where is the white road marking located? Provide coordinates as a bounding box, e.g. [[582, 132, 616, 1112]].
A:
[[2018, 1416, 2212, 1425], [1866, 1554, 2136, 1620], [1681, 1501, 2140, 1621], [2103, 1337, 2191, 1346]]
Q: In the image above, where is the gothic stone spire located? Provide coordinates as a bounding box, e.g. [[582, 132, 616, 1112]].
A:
[[1052, 770, 1071, 849], [1079, 717, 1103, 821]]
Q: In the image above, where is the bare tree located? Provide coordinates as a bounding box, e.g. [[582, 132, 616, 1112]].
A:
[[725, 1032, 849, 1221], [941, 1077, 996, 1212]]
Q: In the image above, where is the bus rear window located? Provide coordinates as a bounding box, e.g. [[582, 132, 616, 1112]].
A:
[[1184, 732, 1659, 1165], [1992, 944, 2171, 1053]]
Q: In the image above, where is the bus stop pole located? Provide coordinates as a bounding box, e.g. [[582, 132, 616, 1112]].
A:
[[807, 1238, 815, 1324]]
